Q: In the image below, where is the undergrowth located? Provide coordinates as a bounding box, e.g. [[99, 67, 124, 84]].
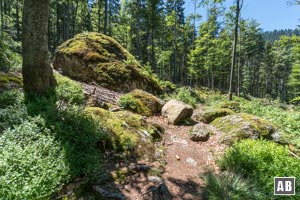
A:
[[220, 139, 300, 199], [0, 75, 106, 199]]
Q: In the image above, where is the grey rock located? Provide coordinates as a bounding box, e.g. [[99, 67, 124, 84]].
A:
[[148, 176, 163, 184], [161, 99, 193, 125], [189, 123, 211, 142], [186, 157, 197, 166]]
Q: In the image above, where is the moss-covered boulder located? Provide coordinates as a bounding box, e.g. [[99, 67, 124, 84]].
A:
[[118, 89, 163, 116], [194, 108, 234, 124], [53, 32, 162, 94], [219, 101, 240, 112], [211, 113, 279, 145], [85, 107, 163, 160], [0, 73, 22, 92]]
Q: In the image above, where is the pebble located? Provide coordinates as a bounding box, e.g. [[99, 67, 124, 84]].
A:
[[186, 157, 197, 166]]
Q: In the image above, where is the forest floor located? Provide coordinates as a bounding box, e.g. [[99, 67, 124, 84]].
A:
[[95, 107, 227, 200]]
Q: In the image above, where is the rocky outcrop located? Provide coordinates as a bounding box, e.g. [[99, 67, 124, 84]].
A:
[[85, 107, 163, 160], [118, 89, 163, 116], [53, 32, 162, 94], [211, 113, 280, 145], [161, 99, 193, 125], [194, 108, 234, 124], [189, 123, 213, 142]]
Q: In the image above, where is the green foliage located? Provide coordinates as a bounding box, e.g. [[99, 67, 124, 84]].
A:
[[171, 87, 204, 107], [55, 74, 85, 104], [0, 75, 105, 199], [290, 96, 300, 104], [220, 140, 300, 198], [0, 117, 70, 200], [0, 33, 22, 72], [240, 99, 300, 138], [201, 171, 261, 200], [118, 94, 151, 116]]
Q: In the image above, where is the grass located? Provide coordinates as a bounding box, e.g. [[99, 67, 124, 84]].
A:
[[201, 171, 261, 200]]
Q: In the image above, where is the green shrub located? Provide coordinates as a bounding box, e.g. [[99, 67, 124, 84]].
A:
[[240, 99, 300, 144], [118, 94, 151, 116], [201, 171, 262, 200], [0, 89, 23, 108], [171, 87, 204, 107], [55, 74, 85, 104], [0, 117, 70, 200], [220, 140, 300, 198], [0, 76, 105, 198]]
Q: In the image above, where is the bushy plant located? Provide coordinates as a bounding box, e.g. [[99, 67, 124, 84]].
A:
[[0, 117, 70, 200], [55, 74, 85, 104], [118, 94, 151, 116], [0, 89, 23, 108], [0, 33, 22, 72], [220, 140, 300, 198], [171, 87, 204, 107], [0, 75, 106, 199], [241, 100, 300, 139], [201, 171, 262, 200]]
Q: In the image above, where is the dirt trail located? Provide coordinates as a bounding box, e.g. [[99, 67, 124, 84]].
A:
[[82, 108, 226, 200], [145, 114, 226, 200]]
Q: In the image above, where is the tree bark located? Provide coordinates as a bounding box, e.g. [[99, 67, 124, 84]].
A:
[[228, 0, 242, 100], [22, 0, 56, 94]]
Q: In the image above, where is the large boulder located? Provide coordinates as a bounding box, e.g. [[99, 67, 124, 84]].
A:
[[211, 113, 280, 145], [118, 89, 163, 116], [161, 99, 193, 125], [194, 108, 234, 124], [53, 32, 162, 94], [85, 107, 163, 160]]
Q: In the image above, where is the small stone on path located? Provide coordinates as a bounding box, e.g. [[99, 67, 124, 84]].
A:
[[186, 157, 197, 166]]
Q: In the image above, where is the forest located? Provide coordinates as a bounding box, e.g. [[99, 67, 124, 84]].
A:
[[1, 0, 300, 199]]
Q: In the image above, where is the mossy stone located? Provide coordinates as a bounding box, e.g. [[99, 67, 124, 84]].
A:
[[194, 108, 234, 124], [118, 89, 163, 116], [84, 107, 157, 160], [219, 101, 240, 112], [53, 32, 162, 94], [211, 113, 279, 145]]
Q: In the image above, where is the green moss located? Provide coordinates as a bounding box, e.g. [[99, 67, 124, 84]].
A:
[[119, 89, 162, 116], [0, 73, 22, 91], [54, 32, 162, 94], [0, 73, 22, 85], [219, 101, 241, 112], [118, 94, 151, 116], [195, 108, 234, 123], [84, 107, 156, 159], [211, 113, 277, 145]]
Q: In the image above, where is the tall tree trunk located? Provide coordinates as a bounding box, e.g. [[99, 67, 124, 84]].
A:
[[97, 0, 101, 32], [104, 0, 108, 34], [16, 1, 20, 40], [229, 0, 242, 100], [22, 0, 56, 94], [0, 0, 3, 34]]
